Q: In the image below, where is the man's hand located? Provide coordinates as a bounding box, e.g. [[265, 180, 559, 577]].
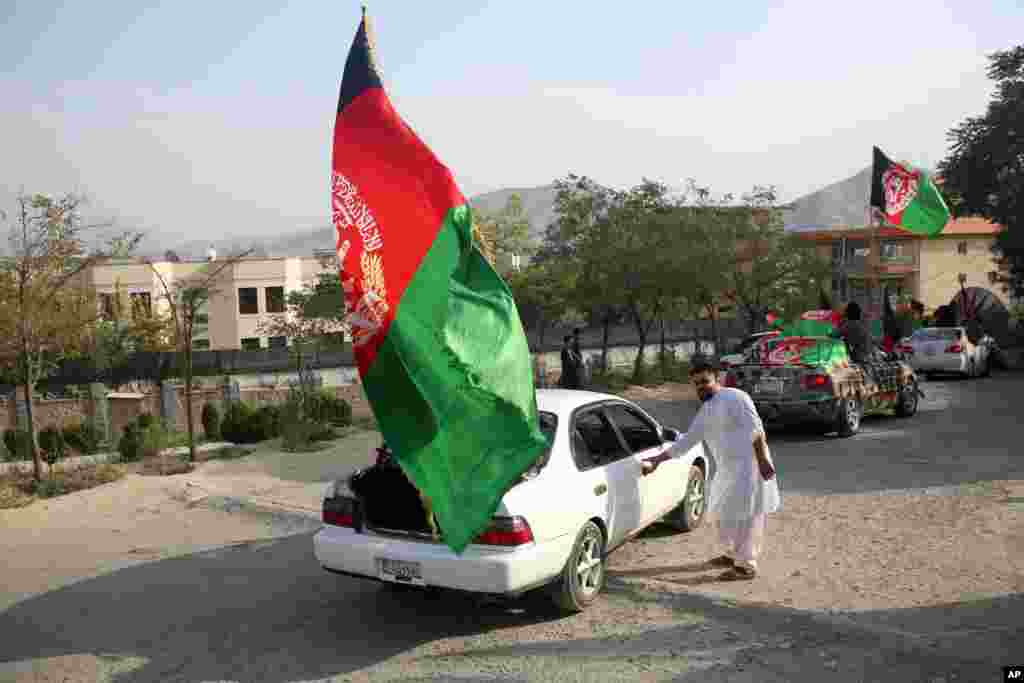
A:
[[752, 432, 775, 480], [641, 455, 666, 476]]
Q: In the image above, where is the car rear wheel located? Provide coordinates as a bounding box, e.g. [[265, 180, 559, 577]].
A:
[[964, 358, 976, 379], [664, 465, 707, 532], [550, 521, 606, 613], [835, 397, 861, 437], [980, 355, 991, 377]]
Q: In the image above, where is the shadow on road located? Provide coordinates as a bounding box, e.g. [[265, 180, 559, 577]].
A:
[[0, 533, 563, 683]]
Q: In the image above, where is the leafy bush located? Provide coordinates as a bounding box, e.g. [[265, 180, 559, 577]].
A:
[[307, 391, 352, 427], [220, 402, 272, 444], [257, 404, 282, 439], [136, 413, 156, 430], [63, 422, 103, 455], [139, 423, 167, 459], [38, 426, 67, 470], [3, 429, 31, 462], [118, 424, 142, 463], [201, 402, 222, 441]]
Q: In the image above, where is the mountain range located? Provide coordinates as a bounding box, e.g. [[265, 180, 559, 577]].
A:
[[2, 171, 874, 259]]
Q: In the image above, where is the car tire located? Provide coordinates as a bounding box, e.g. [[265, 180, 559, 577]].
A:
[[894, 382, 919, 417], [665, 465, 707, 532], [835, 397, 861, 437], [964, 358, 976, 380], [550, 520, 606, 613], [980, 355, 991, 377]]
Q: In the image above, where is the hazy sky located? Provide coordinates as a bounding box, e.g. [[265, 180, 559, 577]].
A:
[[2, 1, 1021, 247]]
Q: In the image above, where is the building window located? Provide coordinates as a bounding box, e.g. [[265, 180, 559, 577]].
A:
[[268, 335, 288, 349], [129, 292, 152, 318], [238, 287, 258, 315], [192, 339, 210, 350], [99, 293, 116, 320], [240, 337, 261, 351], [265, 286, 285, 313], [957, 241, 968, 255]]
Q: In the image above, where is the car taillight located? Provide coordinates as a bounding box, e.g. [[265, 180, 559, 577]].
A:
[[323, 495, 357, 527], [895, 344, 913, 354], [474, 516, 534, 546], [946, 343, 963, 353], [724, 373, 737, 388], [802, 374, 831, 391]]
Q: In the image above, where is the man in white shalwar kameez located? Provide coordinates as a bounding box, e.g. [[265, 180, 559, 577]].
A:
[[642, 355, 780, 580]]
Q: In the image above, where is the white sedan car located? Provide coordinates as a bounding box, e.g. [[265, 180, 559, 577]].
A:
[[897, 326, 994, 379], [314, 389, 711, 612]]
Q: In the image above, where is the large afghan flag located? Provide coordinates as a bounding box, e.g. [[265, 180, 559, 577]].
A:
[[870, 146, 950, 237], [331, 11, 548, 554]]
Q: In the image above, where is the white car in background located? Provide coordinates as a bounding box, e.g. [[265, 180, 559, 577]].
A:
[[896, 326, 994, 379], [314, 389, 711, 613]]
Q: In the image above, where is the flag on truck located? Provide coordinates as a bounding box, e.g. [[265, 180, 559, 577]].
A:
[[331, 10, 548, 554], [870, 146, 951, 237]]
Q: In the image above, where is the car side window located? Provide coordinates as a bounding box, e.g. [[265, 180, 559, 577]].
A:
[[571, 409, 629, 470], [604, 404, 663, 453]]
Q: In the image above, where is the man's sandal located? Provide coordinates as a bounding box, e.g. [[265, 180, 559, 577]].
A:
[[718, 566, 757, 581], [707, 555, 734, 568]]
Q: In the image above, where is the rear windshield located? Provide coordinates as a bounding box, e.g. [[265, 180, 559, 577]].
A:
[[911, 328, 961, 340]]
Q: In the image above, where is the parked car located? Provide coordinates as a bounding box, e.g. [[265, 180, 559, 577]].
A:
[[314, 389, 711, 612], [896, 326, 994, 379], [724, 336, 921, 437], [720, 331, 780, 369]]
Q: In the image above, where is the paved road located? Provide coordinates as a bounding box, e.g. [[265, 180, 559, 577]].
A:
[[635, 371, 1023, 496]]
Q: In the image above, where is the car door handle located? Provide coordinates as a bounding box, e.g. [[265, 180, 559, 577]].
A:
[[594, 484, 607, 496]]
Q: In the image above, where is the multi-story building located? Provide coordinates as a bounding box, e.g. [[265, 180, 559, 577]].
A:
[[793, 217, 1007, 320], [76, 252, 338, 350]]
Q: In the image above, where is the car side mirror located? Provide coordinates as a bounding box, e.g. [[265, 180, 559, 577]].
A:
[[662, 428, 680, 442]]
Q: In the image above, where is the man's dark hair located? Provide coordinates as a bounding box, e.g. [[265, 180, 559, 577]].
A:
[[688, 353, 720, 375], [573, 328, 581, 335], [911, 300, 925, 314], [845, 302, 862, 320], [563, 335, 573, 343]]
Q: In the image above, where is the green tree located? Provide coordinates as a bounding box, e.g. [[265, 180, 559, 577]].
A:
[[145, 251, 251, 461], [0, 192, 138, 482], [717, 186, 832, 334], [506, 260, 575, 349], [939, 45, 1023, 299], [474, 193, 534, 274]]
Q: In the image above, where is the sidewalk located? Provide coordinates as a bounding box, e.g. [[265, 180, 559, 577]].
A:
[[0, 441, 235, 475], [170, 427, 382, 526]]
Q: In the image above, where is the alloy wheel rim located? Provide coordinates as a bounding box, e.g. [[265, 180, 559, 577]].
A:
[[575, 533, 603, 596]]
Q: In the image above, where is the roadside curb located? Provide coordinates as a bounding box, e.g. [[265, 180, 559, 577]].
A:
[[178, 480, 323, 533]]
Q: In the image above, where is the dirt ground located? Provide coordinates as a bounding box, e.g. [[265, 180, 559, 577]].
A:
[[0, 472, 282, 612], [615, 380, 1024, 612]]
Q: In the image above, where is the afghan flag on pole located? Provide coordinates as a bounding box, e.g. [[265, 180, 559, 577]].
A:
[[870, 146, 950, 237], [331, 10, 548, 554]]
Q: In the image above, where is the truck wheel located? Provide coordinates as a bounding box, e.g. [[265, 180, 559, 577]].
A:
[[835, 397, 861, 437], [550, 521, 606, 613], [664, 465, 707, 532]]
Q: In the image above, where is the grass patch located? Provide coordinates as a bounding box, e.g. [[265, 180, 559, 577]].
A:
[[958, 481, 996, 497], [0, 463, 126, 507]]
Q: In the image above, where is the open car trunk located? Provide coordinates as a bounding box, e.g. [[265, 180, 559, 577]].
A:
[[347, 411, 558, 541], [349, 461, 439, 539]]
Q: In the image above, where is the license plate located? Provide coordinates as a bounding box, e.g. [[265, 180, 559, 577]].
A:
[[756, 379, 783, 394], [379, 558, 424, 586]]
